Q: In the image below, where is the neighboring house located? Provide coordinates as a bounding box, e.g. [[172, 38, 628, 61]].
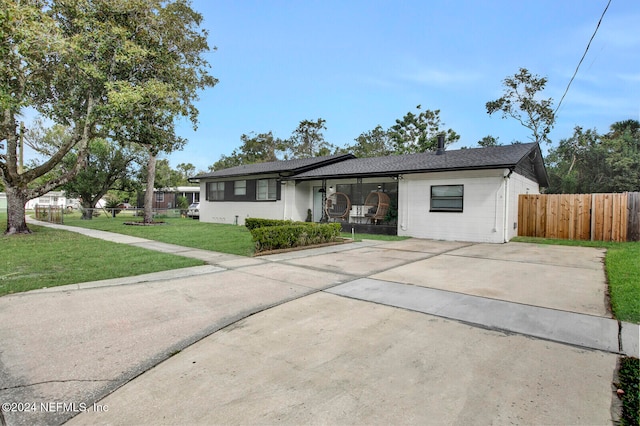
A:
[[1, 191, 99, 211], [176, 186, 200, 205], [192, 143, 548, 243], [24, 191, 68, 210], [136, 186, 200, 209]]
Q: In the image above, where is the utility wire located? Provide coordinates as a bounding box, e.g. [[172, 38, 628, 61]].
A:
[[554, 0, 612, 116]]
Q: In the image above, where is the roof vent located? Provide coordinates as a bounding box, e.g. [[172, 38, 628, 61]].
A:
[[436, 134, 445, 155]]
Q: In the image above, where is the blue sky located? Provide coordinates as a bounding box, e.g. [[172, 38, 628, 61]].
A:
[[165, 0, 639, 172]]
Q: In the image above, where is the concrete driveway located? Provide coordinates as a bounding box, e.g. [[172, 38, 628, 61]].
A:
[[0, 233, 636, 425]]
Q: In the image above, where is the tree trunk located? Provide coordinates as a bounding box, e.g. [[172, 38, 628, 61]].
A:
[[143, 150, 157, 224], [81, 200, 94, 220], [5, 186, 31, 235]]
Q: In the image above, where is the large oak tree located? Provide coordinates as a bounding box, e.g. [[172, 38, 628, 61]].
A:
[[1, 0, 216, 232]]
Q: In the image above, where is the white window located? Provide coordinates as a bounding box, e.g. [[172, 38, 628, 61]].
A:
[[256, 179, 277, 201], [234, 180, 247, 196], [430, 185, 463, 212], [155, 192, 164, 202]]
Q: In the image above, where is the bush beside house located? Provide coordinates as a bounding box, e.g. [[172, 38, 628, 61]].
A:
[[246, 219, 341, 253]]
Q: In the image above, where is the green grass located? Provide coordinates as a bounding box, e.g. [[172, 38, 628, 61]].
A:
[[63, 214, 255, 256], [64, 214, 408, 254], [2, 211, 409, 296], [1, 215, 203, 296], [617, 356, 639, 426], [513, 237, 640, 324]]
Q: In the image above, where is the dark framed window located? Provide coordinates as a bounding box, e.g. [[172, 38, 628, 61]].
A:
[[234, 180, 247, 196], [155, 192, 164, 202], [256, 179, 277, 200], [430, 185, 463, 212], [206, 182, 225, 201]]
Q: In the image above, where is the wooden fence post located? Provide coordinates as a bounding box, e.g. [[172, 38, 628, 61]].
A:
[[628, 192, 640, 242]]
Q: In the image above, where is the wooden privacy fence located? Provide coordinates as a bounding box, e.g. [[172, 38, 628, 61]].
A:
[[518, 192, 640, 242]]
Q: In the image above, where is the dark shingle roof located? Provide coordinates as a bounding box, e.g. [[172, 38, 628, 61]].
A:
[[192, 143, 548, 186], [293, 143, 544, 180], [192, 153, 355, 179]]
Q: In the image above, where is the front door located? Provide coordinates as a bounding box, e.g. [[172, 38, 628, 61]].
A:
[[313, 187, 323, 222]]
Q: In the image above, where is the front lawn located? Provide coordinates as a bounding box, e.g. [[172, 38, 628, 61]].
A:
[[63, 214, 409, 254], [64, 214, 255, 256], [0, 214, 203, 296], [513, 237, 640, 324]]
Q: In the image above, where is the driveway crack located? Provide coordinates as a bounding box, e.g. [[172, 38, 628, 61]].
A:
[[0, 379, 116, 391]]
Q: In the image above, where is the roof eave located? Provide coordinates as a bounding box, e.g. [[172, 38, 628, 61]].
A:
[[293, 164, 522, 181], [191, 153, 356, 181]]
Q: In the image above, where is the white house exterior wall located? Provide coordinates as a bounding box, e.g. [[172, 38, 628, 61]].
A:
[[197, 169, 540, 241], [398, 169, 537, 243], [24, 191, 67, 210], [198, 179, 308, 225], [506, 172, 540, 241], [292, 181, 319, 222]]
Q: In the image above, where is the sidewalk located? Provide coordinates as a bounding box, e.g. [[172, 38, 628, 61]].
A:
[[1, 219, 636, 424]]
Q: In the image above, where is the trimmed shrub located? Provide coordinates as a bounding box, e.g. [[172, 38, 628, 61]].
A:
[[251, 223, 341, 252], [245, 218, 295, 231]]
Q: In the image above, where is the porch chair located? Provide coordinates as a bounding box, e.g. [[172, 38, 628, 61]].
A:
[[364, 191, 390, 224], [325, 192, 351, 222]]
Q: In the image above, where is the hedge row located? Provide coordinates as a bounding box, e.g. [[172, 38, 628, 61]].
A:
[[244, 218, 295, 231], [250, 222, 342, 253]]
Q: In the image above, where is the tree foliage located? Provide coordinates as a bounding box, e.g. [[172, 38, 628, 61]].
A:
[[342, 125, 393, 157], [176, 163, 196, 183], [388, 105, 460, 154], [1, 0, 97, 233], [545, 120, 640, 193], [284, 118, 337, 159], [209, 132, 286, 171], [208, 120, 337, 172], [62, 139, 140, 219], [1, 0, 216, 231], [23, 120, 141, 219], [478, 135, 501, 147], [486, 68, 555, 144]]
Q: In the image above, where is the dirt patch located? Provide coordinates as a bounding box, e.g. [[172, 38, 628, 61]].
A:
[[123, 221, 167, 226]]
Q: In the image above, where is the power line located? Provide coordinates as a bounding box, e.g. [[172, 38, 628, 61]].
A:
[[554, 0, 612, 116]]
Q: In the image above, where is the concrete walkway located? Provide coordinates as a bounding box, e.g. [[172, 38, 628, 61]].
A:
[[1, 219, 638, 425]]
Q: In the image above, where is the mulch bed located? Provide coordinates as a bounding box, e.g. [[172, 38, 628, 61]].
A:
[[123, 221, 167, 226]]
